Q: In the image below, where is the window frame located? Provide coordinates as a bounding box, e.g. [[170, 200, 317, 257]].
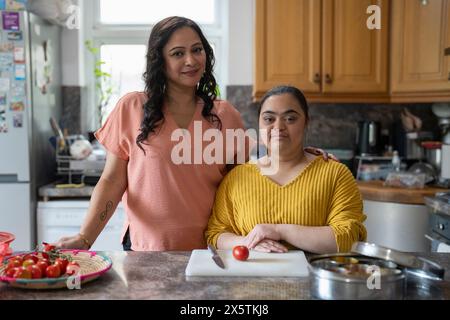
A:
[[83, 0, 228, 130]]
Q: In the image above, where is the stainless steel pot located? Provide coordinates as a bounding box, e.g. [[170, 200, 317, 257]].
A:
[[351, 242, 445, 300], [309, 253, 405, 300], [309, 242, 445, 300]]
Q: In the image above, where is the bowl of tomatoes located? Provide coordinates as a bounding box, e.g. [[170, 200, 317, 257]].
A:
[[0, 243, 112, 289]]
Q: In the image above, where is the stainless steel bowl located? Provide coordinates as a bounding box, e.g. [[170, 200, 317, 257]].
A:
[[309, 253, 406, 300]]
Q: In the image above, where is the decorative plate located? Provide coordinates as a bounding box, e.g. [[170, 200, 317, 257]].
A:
[[0, 232, 15, 259], [0, 250, 112, 289]]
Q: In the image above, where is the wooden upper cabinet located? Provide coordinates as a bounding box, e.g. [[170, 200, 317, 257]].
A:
[[254, 0, 321, 99], [391, 0, 450, 97], [322, 0, 389, 93]]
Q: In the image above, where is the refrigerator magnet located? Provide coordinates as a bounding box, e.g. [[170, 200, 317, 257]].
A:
[[0, 43, 13, 53], [0, 52, 13, 68], [12, 113, 22, 128], [0, 77, 9, 91], [0, 105, 7, 133], [0, 93, 6, 106], [13, 47, 24, 63], [10, 100, 24, 112], [14, 63, 25, 80], [7, 31, 22, 41], [2, 11, 20, 31]]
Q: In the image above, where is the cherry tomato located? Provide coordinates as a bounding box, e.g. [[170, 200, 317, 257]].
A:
[[22, 259, 36, 268], [9, 256, 23, 265], [23, 254, 39, 264], [13, 267, 32, 279], [43, 243, 55, 252], [40, 252, 49, 260], [6, 259, 22, 270], [45, 264, 61, 278], [66, 262, 81, 276], [232, 245, 249, 261], [26, 265, 43, 279], [55, 258, 69, 274], [36, 260, 49, 276], [5, 267, 18, 278]]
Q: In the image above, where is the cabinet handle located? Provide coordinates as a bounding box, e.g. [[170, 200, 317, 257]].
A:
[[448, 73, 450, 81], [313, 73, 321, 84], [325, 74, 333, 84], [445, 47, 450, 56]]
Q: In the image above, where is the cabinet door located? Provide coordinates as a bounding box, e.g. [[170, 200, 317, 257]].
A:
[[391, 0, 450, 94], [254, 0, 321, 99], [322, 0, 389, 93]]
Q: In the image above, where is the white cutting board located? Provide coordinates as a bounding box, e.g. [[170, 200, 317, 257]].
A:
[[185, 249, 309, 277]]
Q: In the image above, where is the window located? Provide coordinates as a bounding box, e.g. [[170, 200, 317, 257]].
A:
[[99, 0, 216, 25], [85, 0, 227, 126]]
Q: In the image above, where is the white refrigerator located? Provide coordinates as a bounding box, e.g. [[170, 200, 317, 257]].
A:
[[0, 11, 62, 250]]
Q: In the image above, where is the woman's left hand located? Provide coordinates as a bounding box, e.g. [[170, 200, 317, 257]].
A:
[[245, 224, 281, 249], [253, 239, 288, 253], [304, 147, 340, 162]]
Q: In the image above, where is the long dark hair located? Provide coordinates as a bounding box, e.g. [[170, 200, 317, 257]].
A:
[[136, 16, 221, 152]]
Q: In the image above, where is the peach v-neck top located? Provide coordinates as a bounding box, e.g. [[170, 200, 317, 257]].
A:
[[95, 91, 246, 251], [206, 157, 367, 252]]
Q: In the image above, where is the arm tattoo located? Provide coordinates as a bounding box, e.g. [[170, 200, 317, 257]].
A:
[[95, 201, 113, 231]]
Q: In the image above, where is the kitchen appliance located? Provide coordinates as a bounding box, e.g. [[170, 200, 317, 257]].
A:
[[425, 192, 450, 252], [356, 121, 382, 156], [185, 250, 309, 277], [431, 104, 450, 186], [393, 129, 433, 160], [0, 11, 62, 250], [432, 103, 450, 145], [309, 242, 445, 300]]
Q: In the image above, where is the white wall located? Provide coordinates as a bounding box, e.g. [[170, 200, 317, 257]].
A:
[[61, 0, 84, 86], [227, 0, 253, 85]]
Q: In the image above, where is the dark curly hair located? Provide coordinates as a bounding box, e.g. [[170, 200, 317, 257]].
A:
[[136, 16, 221, 153]]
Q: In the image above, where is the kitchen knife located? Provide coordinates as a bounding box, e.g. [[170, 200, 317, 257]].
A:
[[207, 244, 225, 269]]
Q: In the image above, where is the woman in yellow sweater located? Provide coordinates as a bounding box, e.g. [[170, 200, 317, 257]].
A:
[[205, 86, 367, 254]]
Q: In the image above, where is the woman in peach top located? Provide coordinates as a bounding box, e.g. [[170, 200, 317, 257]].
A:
[[55, 17, 330, 251]]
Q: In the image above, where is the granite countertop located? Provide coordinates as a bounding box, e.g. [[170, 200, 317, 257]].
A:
[[1, 251, 450, 300], [39, 182, 94, 200], [357, 180, 448, 205]]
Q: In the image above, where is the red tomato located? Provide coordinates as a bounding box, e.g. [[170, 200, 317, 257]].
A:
[[6, 259, 22, 270], [22, 259, 36, 268], [40, 252, 49, 260], [232, 245, 249, 261], [9, 256, 23, 265], [66, 262, 81, 276], [23, 254, 39, 264], [36, 260, 49, 276], [13, 267, 32, 279], [43, 243, 55, 252], [55, 258, 69, 274], [26, 265, 43, 279], [5, 267, 18, 278], [46, 264, 61, 278]]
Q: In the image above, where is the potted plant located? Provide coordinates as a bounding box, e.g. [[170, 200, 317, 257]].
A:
[[85, 40, 116, 127]]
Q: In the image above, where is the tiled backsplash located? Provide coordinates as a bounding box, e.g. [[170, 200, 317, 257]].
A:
[[62, 85, 439, 150], [61, 86, 82, 135], [226, 85, 439, 150]]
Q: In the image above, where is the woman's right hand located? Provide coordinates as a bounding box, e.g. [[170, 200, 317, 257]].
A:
[[54, 234, 89, 250]]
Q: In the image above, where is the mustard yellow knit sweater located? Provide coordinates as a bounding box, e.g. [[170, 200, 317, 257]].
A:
[[205, 157, 367, 252]]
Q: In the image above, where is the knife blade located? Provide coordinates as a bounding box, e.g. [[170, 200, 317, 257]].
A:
[[207, 244, 225, 269]]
